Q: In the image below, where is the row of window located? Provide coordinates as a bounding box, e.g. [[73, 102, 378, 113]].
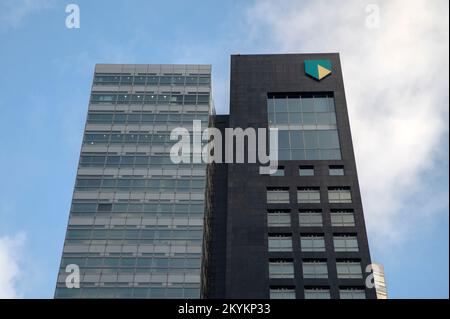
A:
[[267, 94, 335, 114], [56, 286, 200, 298], [61, 256, 201, 269], [86, 112, 209, 124], [271, 165, 344, 176], [268, 209, 355, 227], [66, 228, 203, 241], [75, 178, 205, 191], [90, 93, 210, 105], [79, 155, 206, 167], [270, 287, 366, 299], [269, 259, 363, 279], [71, 202, 204, 214], [267, 187, 352, 204], [93, 74, 210, 86], [277, 129, 340, 151], [268, 234, 359, 252], [83, 132, 207, 145], [269, 111, 336, 126]]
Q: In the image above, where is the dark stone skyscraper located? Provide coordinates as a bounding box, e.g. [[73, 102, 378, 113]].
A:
[[203, 54, 376, 299]]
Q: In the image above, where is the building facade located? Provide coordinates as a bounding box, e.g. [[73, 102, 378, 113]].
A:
[[56, 54, 377, 299], [55, 64, 212, 298], [203, 53, 377, 299]]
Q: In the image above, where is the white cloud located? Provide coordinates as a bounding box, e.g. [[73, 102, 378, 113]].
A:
[[0, 0, 54, 30], [0, 232, 26, 298], [245, 0, 449, 247]]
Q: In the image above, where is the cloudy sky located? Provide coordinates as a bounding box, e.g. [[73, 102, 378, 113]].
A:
[[0, 0, 448, 298]]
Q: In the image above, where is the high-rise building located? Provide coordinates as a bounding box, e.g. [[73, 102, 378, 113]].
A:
[[56, 54, 377, 299], [203, 54, 377, 299], [55, 64, 212, 298]]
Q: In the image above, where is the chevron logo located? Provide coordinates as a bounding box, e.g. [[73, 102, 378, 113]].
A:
[[304, 59, 332, 80]]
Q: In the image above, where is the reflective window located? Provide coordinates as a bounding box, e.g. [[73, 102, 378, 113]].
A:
[[299, 165, 314, 176], [339, 288, 366, 299], [268, 93, 341, 160], [297, 188, 320, 203], [336, 261, 363, 279], [268, 210, 291, 227], [302, 260, 328, 279], [330, 210, 355, 227], [304, 288, 331, 299], [329, 165, 345, 176], [269, 260, 294, 278], [333, 235, 359, 252], [301, 235, 325, 252], [268, 234, 293, 252], [270, 287, 296, 299], [298, 210, 323, 227], [267, 188, 290, 203], [328, 187, 352, 203]]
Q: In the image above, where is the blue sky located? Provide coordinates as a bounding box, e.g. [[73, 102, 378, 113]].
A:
[[0, 0, 448, 298]]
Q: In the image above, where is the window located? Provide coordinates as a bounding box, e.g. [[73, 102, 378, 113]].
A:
[[333, 235, 359, 252], [300, 235, 325, 252], [299, 165, 314, 176], [331, 210, 355, 227], [267, 188, 290, 203], [298, 210, 323, 227], [339, 288, 366, 299], [328, 187, 352, 203], [269, 260, 294, 278], [97, 203, 112, 212], [71, 203, 97, 213], [304, 288, 331, 299], [268, 234, 292, 252], [268, 93, 341, 160], [275, 130, 341, 161], [270, 166, 285, 176], [329, 165, 344, 176], [268, 210, 291, 227], [270, 287, 296, 299], [302, 260, 328, 279], [336, 261, 363, 279], [297, 188, 320, 203]]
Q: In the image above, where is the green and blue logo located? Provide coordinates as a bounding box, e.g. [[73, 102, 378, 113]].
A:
[[304, 59, 332, 80]]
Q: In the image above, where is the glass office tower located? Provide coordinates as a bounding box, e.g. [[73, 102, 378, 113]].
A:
[[55, 64, 211, 298]]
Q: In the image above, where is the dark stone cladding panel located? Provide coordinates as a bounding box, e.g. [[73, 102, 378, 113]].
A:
[[214, 53, 377, 299]]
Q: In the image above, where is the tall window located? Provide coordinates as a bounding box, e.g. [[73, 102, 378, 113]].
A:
[[333, 235, 359, 252], [297, 188, 321, 203], [336, 260, 363, 279], [270, 287, 296, 299], [268, 234, 293, 252], [304, 288, 331, 299], [268, 210, 291, 227], [300, 235, 325, 252], [269, 260, 295, 278], [267, 188, 290, 204], [302, 260, 328, 279], [328, 187, 352, 203], [267, 93, 341, 160]]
